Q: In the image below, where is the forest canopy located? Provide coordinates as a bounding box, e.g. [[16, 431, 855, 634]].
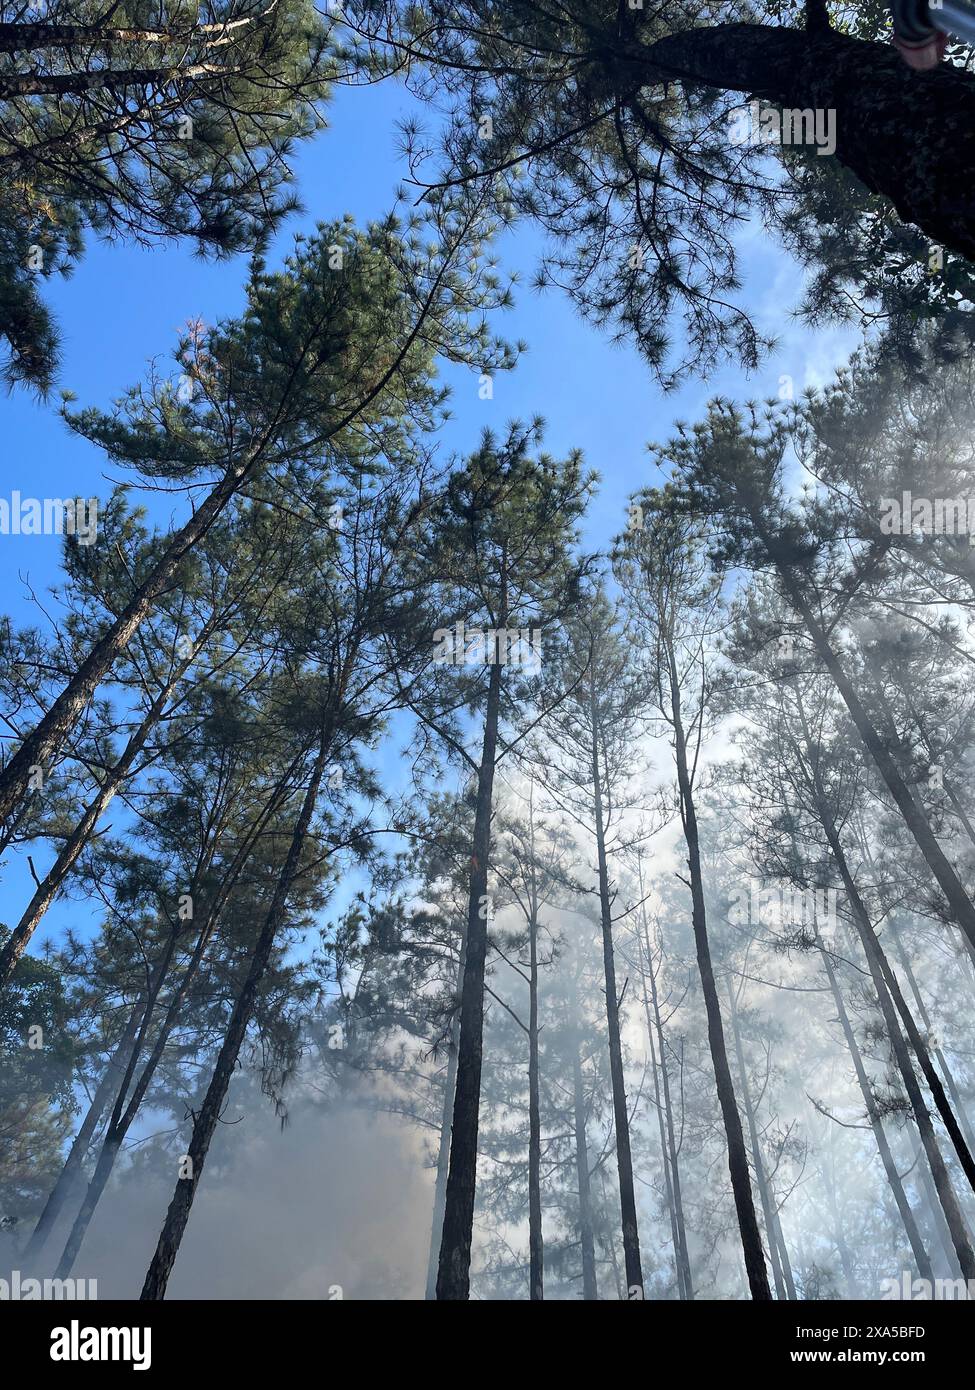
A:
[[2, 0, 975, 1320]]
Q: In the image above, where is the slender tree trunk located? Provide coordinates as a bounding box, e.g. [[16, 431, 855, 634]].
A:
[[24, 994, 145, 1262], [524, 779, 543, 1301], [872, 932, 975, 1197], [569, 972, 598, 1301], [436, 657, 503, 1300], [641, 945, 683, 1298], [888, 915, 975, 1162], [140, 734, 330, 1300], [0, 650, 198, 991], [425, 953, 464, 1301], [810, 788, 975, 1280], [821, 1142, 859, 1297], [637, 920, 689, 1298], [589, 677, 644, 1298], [909, 1130, 962, 1278], [853, 833, 975, 1187], [771, 555, 975, 955], [667, 655, 772, 1299], [770, 1200, 797, 1300], [51, 760, 300, 1276], [55, 929, 184, 1278], [0, 470, 243, 827], [726, 978, 789, 1299], [818, 937, 933, 1281], [527, 904, 544, 1300], [642, 916, 694, 1300]]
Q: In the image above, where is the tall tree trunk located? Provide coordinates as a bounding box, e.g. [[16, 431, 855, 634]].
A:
[[140, 733, 331, 1300], [641, 944, 683, 1298], [666, 653, 772, 1299], [910, 1132, 962, 1278], [527, 895, 544, 1301], [726, 977, 790, 1299], [643, 919, 694, 1300], [425, 953, 463, 1301], [637, 915, 692, 1298], [872, 931, 975, 1197], [436, 657, 503, 1300], [569, 971, 598, 1302], [852, 832, 975, 1186], [817, 936, 933, 1281], [820, 1134, 859, 1298], [589, 676, 644, 1298]]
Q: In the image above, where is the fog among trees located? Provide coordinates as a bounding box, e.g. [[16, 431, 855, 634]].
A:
[[3, 0, 975, 1307]]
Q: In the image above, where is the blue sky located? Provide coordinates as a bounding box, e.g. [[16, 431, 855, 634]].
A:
[[0, 74, 857, 957]]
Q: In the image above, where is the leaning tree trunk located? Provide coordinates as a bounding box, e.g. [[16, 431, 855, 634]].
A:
[[436, 657, 503, 1301], [667, 655, 772, 1299], [24, 992, 145, 1262], [808, 781, 975, 1281], [817, 936, 933, 1282], [51, 741, 307, 1273], [0, 467, 244, 827], [0, 643, 203, 991], [637, 23, 975, 262], [140, 733, 331, 1300], [769, 551, 975, 957], [872, 932, 975, 1196], [888, 914, 975, 1162]]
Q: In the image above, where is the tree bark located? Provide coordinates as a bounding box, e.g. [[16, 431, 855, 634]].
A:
[[567, 1017, 598, 1295], [726, 977, 792, 1299], [527, 920, 544, 1300], [667, 652, 772, 1299], [425, 956, 463, 1301], [589, 674, 645, 1298], [436, 657, 503, 1300], [635, 23, 975, 261], [817, 936, 933, 1281], [888, 914, 975, 1162]]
